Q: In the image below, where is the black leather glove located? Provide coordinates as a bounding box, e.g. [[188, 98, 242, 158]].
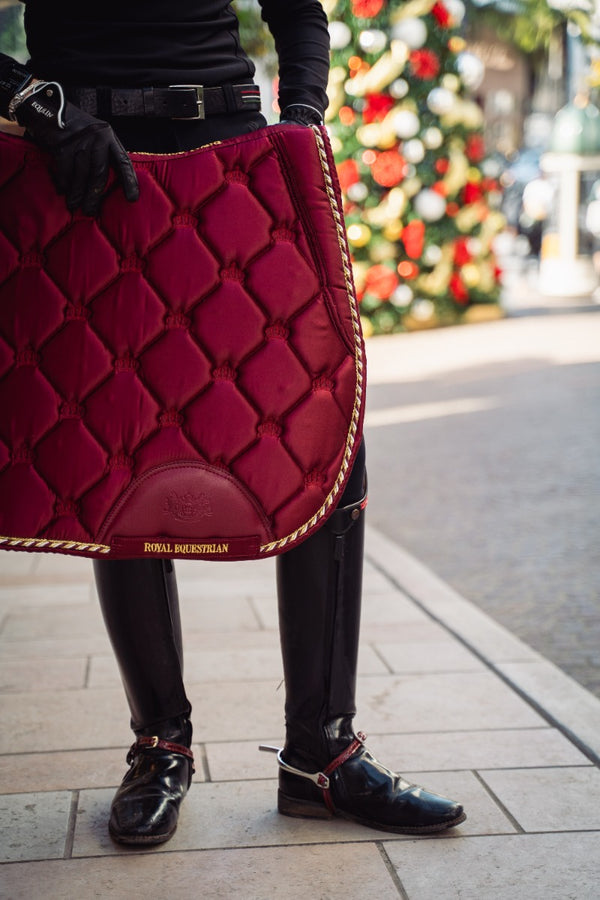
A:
[[13, 81, 139, 216], [280, 104, 323, 127]]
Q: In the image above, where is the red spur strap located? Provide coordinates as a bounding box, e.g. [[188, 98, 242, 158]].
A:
[[321, 731, 367, 814], [129, 736, 195, 767]]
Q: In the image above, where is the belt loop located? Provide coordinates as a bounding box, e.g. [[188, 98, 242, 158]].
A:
[[142, 87, 155, 117], [222, 83, 238, 113], [96, 86, 112, 120]]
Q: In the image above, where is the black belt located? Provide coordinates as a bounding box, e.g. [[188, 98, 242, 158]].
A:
[[66, 83, 261, 120]]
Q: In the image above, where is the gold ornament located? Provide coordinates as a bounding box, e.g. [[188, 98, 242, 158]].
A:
[[441, 74, 460, 93], [460, 263, 481, 287], [383, 222, 404, 241], [391, 0, 436, 23], [325, 67, 348, 122], [454, 204, 483, 233], [370, 240, 398, 262], [356, 123, 383, 147], [442, 147, 470, 196], [347, 223, 372, 247], [448, 36, 467, 54], [364, 186, 407, 227], [347, 41, 409, 97]]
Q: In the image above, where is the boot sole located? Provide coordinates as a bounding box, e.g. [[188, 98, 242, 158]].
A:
[[109, 824, 177, 846], [278, 789, 467, 834]]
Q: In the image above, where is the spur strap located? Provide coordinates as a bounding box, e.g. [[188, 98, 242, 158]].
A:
[[260, 731, 367, 814], [127, 736, 195, 772]]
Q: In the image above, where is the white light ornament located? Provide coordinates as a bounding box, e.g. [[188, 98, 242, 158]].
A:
[[346, 181, 370, 203], [403, 138, 426, 164], [422, 127, 444, 149], [359, 30, 388, 55], [413, 189, 447, 222], [393, 109, 421, 139], [389, 79, 409, 100], [328, 21, 352, 50], [427, 87, 455, 116], [391, 18, 427, 50], [456, 52, 485, 92], [444, 0, 466, 26]]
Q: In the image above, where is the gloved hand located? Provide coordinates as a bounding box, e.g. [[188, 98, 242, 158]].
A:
[[280, 104, 323, 127], [13, 81, 139, 216]]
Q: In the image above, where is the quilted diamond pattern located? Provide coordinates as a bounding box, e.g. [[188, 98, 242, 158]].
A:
[[0, 125, 365, 560]]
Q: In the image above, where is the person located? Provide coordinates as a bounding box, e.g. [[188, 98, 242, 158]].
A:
[[0, 0, 465, 846]]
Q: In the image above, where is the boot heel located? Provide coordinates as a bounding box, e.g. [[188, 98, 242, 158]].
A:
[[278, 789, 333, 820]]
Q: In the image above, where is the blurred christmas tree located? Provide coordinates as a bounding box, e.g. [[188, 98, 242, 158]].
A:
[[323, 0, 505, 335]]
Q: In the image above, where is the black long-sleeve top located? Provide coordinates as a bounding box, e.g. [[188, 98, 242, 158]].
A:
[[1, 0, 330, 115]]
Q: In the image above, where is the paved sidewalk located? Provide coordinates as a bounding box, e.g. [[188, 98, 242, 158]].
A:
[[1, 525, 600, 899]]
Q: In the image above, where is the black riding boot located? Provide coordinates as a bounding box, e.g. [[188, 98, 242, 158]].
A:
[[274, 462, 466, 834], [93, 558, 194, 845]]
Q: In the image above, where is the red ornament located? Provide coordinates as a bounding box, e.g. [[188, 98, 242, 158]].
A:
[[432, 181, 448, 196], [449, 273, 469, 304], [363, 93, 396, 124], [409, 49, 441, 80], [397, 260, 420, 280], [463, 181, 483, 204], [453, 238, 472, 266], [465, 134, 486, 162], [431, 2, 451, 27], [337, 159, 360, 193], [401, 220, 425, 259], [351, 0, 384, 17], [370, 150, 407, 187], [339, 106, 356, 126], [434, 158, 450, 174], [364, 265, 399, 299]]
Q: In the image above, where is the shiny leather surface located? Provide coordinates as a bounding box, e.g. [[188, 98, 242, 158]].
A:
[[279, 723, 465, 833], [93, 557, 190, 730], [109, 718, 193, 845]]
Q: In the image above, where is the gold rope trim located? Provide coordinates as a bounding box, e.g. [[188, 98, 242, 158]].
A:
[[259, 126, 365, 555], [0, 535, 111, 554]]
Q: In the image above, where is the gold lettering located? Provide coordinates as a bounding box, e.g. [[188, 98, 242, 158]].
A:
[[166, 542, 231, 554]]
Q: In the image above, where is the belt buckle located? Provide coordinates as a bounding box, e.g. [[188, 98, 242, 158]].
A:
[[169, 84, 205, 120]]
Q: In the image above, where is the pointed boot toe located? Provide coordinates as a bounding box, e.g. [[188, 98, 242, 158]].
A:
[[275, 732, 466, 835]]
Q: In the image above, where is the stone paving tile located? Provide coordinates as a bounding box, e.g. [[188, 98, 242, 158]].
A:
[[1, 843, 401, 900], [498, 659, 600, 763], [0, 791, 72, 863], [71, 770, 504, 857], [384, 832, 600, 900], [1, 688, 132, 754], [0, 552, 92, 584], [479, 766, 600, 832], [177, 595, 261, 632], [0, 749, 139, 795], [0, 603, 104, 641], [370, 728, 592, 772], [374, 639, 485, 674], [0, 582, 94, 613], [356, 672, 545, 734], [0, 657, 87, 692], [0, 634, 111, 659]]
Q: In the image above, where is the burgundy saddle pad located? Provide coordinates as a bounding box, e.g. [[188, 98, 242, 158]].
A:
[[0, 124, 365, 560]]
